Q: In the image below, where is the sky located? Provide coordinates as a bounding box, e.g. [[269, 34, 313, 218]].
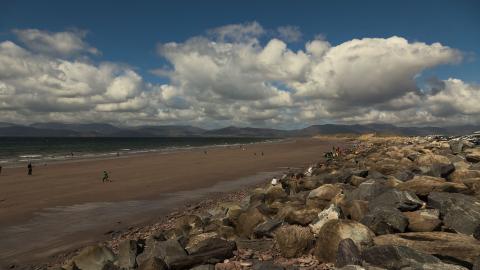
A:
[[0, 0, 479, 128]]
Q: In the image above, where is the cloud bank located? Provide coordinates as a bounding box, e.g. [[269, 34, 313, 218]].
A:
[[0, 23, 478, 128]]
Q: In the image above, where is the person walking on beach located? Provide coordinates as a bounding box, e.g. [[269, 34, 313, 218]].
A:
[[102, 170, 110, 183], [27, 162, 32, 175], [0, 165, 2, 175]]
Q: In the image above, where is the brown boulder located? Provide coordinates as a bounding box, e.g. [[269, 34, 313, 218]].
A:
[[374, 232, 480, 265], [314, 219, 374, 263], [403, 209, 441, 232], [274, 225, 314, 258]]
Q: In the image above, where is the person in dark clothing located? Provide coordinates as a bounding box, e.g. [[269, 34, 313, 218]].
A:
[[0, 165, 2, 175], [27, 162, 32, 175]]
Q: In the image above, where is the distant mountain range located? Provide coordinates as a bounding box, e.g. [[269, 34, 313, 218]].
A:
[[0, 122, 479, 137]]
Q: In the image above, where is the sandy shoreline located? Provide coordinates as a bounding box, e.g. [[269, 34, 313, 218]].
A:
[[0, 137, 345, 267]]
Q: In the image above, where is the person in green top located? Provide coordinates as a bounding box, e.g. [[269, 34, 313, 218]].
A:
[[102, 170, 110, 183]]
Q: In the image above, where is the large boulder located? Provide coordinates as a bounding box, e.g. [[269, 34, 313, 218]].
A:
[[284, 207, 320, 226], [265, 185, 288, 204], [174, 215, 204, 235], [361, 207, 408, 235], [416, 154, 455, 177], [274, 225, 313, 258], [235, 206, 266, 238], [136, 238, 187, 267], [428, 192, 480, 238], [369, 189, 424, 212], [466, 148, 480, 163], [403, 209, 441, 232], [314, 219, 375, 263], [309, 204, 341, 235], [374, 232, 480, 266], [118, 240, 138, 269], [307, 184, 342, 201], [347, 180, 389, 202], [448, 169, 480, 183], [71, 245, 116, 270], [362, 245, 468, 270], [397, 175, 468, 196], [137, 257, 168, 270]]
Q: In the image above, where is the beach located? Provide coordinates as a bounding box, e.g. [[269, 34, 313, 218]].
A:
[[0, 137, 343, 266]]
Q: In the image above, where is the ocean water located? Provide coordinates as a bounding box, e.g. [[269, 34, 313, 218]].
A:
[[0, 137, 274, 166]]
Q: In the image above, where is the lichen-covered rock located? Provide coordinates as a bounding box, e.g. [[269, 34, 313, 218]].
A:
[[308, 184, 342, 201], [314, 219, 375, 263], [309, 204, 341, 235], [274, 225, 313, 258], [235, 206, 266, 238]]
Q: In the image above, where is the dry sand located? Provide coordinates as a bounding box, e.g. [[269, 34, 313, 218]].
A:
[[0, 137, 344, 266]]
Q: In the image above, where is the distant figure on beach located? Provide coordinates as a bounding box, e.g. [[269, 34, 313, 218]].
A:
[[117, 152, 120, 157], [254, 152, 256, 156], [71, 152, 74, 157], [0, 165, 2, 175], [204, 150, 207, 155], [102, 170, 110, 182], [261, 151, 264, 156], [27, 162, 32, 175]]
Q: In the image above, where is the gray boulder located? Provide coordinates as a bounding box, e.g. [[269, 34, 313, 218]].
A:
[[361, 207, 408, 235], [336, 238, 362, 268], [370, 189, 423, 212], [362, 245, 467, 270], [374, 232, 480, 266], [428, 192, 480, 238]]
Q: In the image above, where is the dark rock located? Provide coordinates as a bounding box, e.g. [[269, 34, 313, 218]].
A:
[[428, 192, 480, 237], [190, 265, 215, 270], [274, 225, 313, 258], [252, 261, 285, 270], [393, 170, 414, 182], [314, 219, 375, 263], [347, 180, 388, 202], [473, 257, 480, 270], [362, 245, 467, 270], [374, 232, 480, 266], [336, 238, 361, 267], [370, 189, 423, 211], [253, 218, 283, 238], [118, 240, 138, 269], [361, 207, 408, 235], [351, 169, 369, 178]]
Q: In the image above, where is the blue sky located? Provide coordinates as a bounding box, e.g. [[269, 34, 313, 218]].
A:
[[2, 0, 478, 83], [0, 1, 479, 127]]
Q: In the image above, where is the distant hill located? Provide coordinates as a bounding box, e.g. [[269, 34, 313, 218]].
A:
[[0, 122, 479, 137]]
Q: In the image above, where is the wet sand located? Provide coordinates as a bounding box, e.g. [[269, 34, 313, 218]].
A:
[[0, 137, 343, 266]]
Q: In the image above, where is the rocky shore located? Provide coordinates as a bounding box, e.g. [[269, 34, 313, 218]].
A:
[[46, 135, 480, 270]]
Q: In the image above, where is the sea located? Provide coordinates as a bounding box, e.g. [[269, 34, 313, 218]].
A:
[[0, 137, 276, 167]]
